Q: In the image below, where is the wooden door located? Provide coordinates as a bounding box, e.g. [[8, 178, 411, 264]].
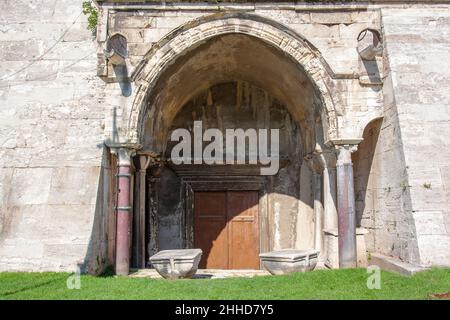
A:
[[194, 192, 228, 269], [194, 191, 259, 269], [227, 191, 260, 269]]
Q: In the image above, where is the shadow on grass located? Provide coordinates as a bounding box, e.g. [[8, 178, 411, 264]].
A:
[[0, 274, 67, 297], [97, 266, 115, 278]]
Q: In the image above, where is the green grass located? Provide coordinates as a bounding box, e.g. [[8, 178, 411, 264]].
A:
[[0, 268, 449, 300]]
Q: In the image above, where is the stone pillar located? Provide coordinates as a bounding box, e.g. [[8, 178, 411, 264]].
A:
[[335, 144, 358, 268], [320, 151, 339, 268], [113, 147, 136, 276], [322, 152, 337, 231], [305, 151, 324, 256], [313, 172, 323, 251], [133, 153, 153, 269]]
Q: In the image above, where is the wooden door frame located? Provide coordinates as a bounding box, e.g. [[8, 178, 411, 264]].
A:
[[181, 176, 269, 266]]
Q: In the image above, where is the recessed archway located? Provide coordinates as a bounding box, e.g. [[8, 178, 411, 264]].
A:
[[127, 13, 338, 148], [141, 33, 322, 156], [127, 13, 340, 270]]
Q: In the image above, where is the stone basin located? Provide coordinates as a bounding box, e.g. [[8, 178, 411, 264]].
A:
[[149, 249, 202, 279], [259, 249, 319, 275]]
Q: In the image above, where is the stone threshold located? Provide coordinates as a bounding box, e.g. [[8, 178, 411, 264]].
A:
[[130, 262, 328, 279]]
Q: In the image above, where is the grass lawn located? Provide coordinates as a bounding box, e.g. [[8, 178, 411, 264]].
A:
[[0, 268, 449, 300]]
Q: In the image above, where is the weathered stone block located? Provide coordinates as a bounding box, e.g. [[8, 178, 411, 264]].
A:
[[143, 28, 173, 43], [149, 249, 202, 279], [155, 16, 191, 29], [310, 12, 353, 25], [259, 249, 319, 275], [8, 168, 52, 205], [369, 252, 428, 276], [413, 211, 447, 236], [416, 234, 450, 266], [112, 13, 156, 30]]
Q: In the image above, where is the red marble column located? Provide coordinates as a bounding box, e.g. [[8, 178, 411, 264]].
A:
[[114, 147, 135, 276]]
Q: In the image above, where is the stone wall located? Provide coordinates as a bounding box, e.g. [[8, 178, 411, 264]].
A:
[[96, 1, 450, 268], [352, 113, 421, 264], [381, 7, 450, 266], [1, 0, 449, 272], [0, 0, 108, 273]]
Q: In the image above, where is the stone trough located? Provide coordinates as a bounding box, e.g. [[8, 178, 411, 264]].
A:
[[259, 249, 319, 275], [149, 249, 202, 279]]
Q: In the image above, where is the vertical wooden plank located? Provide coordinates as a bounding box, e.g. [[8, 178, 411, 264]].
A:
[[227, 191, 260, 269], [194, 192, 228, 269]]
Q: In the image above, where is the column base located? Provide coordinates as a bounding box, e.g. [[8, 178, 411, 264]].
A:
[[323, 228, 368, 269]]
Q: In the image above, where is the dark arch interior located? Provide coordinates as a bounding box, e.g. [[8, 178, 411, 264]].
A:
[[142, 33, 325, 155]]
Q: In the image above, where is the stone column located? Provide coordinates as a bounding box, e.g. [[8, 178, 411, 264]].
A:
[[320, 151, 339, 268], [113, 147, 136, 276], [322, 152, 337, 231], [335, 144, 358, 268], [133, 153, 153, 269]]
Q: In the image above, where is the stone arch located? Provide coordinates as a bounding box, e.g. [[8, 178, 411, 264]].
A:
[[127, 12, 338, 146], [355, 112, 384, 140]]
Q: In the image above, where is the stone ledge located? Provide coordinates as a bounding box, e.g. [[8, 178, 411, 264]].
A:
[[130, 268, 271, 279], [368, 253, 430, 276]]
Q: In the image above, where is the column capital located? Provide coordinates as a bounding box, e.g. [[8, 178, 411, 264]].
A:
[[335, 145, 358, 166], [328, 138, 363, 146], [110, 143, 141, 166], [329, 139, 362, 166], [136, 151, 159, 172]]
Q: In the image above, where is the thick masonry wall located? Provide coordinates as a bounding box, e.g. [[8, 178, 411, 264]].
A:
[[0, 0, 449, 272], [0, 0, 108, 273], [382, 7, 450, 266]]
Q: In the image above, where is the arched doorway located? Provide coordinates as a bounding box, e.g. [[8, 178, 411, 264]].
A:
[[121, 14, 343, 272], [154, 79, 304, 269]]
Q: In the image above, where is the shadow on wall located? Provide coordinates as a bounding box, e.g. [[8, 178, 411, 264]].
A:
[[78, 146, 114, 275], [352, 118, 382, 227]]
